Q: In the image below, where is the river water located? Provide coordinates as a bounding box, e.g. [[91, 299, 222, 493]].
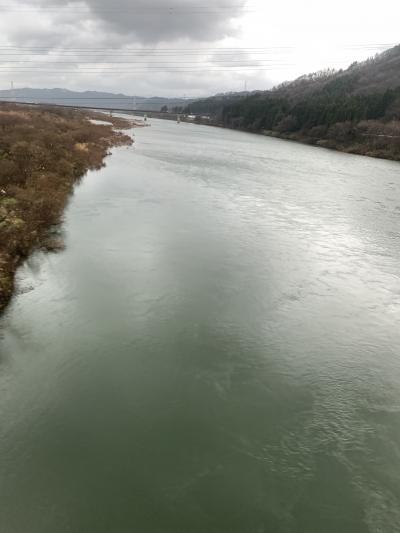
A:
[[1, 118, 400, 532]]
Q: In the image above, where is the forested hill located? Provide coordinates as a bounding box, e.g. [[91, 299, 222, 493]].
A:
[[184, 91, 256, 116], [188, 44, 400, 161], [270, 44, 400, 100]]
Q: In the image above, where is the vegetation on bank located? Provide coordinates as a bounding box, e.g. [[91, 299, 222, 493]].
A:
[[220, 87, 400, 160], [185, 45, 400, 160], [0, 104, 133, 312]]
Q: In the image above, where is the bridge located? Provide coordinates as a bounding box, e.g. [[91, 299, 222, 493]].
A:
[[0, 99, 179, 119]]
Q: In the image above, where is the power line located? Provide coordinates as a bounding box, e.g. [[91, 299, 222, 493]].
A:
[[0, 68, 292, 74], [0, 6, 256, 14], [0, 59, 292, 64], [0, 44, 393, 61], [0, 3, 253, 6], [0, 50, 293, 57], [0, 66, 291, 70], [0, 45, 393, 65], [0, 55, 382, 68], [0, 4, 255, 10], [0, 44, 395, 51], [0, 42, 394, 76]]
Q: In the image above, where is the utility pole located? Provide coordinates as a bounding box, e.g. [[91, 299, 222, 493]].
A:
[[10, 80, 14, 101]]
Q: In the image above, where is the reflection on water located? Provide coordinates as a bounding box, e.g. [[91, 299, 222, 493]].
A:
[[1, 119, 400, 532]]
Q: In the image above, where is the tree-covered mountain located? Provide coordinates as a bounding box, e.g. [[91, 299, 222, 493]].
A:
[[184, 91, 258, 116], [188, 45, 400, 160]]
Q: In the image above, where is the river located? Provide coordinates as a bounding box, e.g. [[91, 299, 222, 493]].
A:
[[1, 118, 400, 532]]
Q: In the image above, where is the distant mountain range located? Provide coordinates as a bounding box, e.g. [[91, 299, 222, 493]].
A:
[[0, 88, 194, 112]]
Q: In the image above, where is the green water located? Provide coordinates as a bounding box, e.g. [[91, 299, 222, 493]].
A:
[[1, 119, 400, 532]]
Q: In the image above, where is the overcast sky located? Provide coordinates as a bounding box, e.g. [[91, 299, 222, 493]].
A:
[[0, 0, 399, 97]]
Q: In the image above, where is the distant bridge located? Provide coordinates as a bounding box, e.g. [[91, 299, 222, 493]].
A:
[[0, 99, 178, 118], [0, 100, 212, 125]]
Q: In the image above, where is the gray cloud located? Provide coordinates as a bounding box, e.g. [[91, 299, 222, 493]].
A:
[[0, 1, 272, 98], [35, 0, 243, 44], [4, 0, 393, 98]]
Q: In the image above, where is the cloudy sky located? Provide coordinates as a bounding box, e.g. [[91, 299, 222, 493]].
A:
[[0, 0, 399, 97]]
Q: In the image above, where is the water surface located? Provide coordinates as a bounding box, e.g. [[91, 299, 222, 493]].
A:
[[1, 119, 400, 532]]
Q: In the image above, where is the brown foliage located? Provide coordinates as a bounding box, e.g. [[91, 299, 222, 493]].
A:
[[0, 103, 133, 311]]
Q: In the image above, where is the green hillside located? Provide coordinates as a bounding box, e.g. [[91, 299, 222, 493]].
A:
[[189, 45, 400, 160]]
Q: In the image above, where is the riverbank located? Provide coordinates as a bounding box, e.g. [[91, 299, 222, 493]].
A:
[[187, 117, 400, 162], [0, 104, 134, 313], [259, 126, 400, 162]]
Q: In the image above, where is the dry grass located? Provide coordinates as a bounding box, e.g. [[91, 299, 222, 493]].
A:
[[0, 103, 133, 312]]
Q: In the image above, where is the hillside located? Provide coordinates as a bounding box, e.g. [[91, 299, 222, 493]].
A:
[[184, 91, 257, 117], [271, 44, 400, 101], [188, 45, 400, 161], [0, 88, 194, 112]]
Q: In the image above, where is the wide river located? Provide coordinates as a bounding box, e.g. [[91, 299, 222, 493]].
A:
[[1, 118, 400, 532]]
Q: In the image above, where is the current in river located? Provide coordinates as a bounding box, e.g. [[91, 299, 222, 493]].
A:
[[1, 118, 400, 532]]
